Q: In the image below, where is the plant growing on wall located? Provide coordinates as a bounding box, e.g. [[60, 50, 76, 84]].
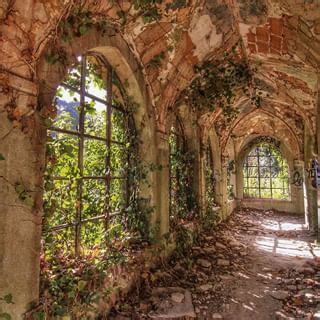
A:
[[179, 43, 260, 122], [169, 123, 198, 228], [28, 57, 157, 318]]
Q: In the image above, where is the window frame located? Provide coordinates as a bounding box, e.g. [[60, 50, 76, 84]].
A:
[[243, 143, 290, 200], [45, 53, 133, 255]]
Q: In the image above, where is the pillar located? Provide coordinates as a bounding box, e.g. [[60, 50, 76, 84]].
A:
[[0, 75, 44, 319]]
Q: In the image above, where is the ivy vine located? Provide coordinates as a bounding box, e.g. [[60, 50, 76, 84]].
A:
[[180, 43, 260, 122]]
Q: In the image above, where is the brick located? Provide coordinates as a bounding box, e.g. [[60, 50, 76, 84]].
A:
[[138, 22, 172, 45], [247, 31, 256, 43], [270, 48, 280, 55], [256, 27, 269, 42], [248, 43, 257, 53], [257, 41, 269, 54], [270, 35, 282, 51], [141, 40, 167, 65], [269, 17, 283, 35]]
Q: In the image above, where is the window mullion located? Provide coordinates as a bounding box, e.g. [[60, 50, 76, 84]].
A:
[[105, 63, 113, 230], [75, 55, 87, 256]]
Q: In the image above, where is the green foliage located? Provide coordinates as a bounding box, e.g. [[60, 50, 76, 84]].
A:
[[133, 0, 163, 23], [0, 295, 13, 320], [0, 153, 5, 161], [182, 43, 259, 121], [35, 58, 157, 317], [148, 51, 165, 68], [45, 48, 67, 66], [169, 125, 198, 227], [166, 0, 187, 10], [202, 145, 219, 229], [15, 183, 33, 206], [0, 295, 13, 305]]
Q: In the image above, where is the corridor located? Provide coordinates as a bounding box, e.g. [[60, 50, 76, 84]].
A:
[[110, 209, 320, 320]]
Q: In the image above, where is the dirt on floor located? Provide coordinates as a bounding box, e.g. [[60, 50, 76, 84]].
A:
[[109, 208, 320, 320]]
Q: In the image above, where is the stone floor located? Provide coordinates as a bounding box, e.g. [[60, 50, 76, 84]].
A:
[[110, 209, 320, 320]]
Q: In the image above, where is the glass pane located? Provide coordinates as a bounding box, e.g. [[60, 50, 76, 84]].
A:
[[81, 220, 105, 253], [248, 178, 259, 189], [84, 97, 106, 137], [110, 144, 128, 177], [44, 227, 75, 255], [109, 178, 126, 212], [86, 57, 107, 100], [64, 63, 81, 89], [46, 132, 79, 178], [54, 86, 80, 131], [260, 178, 270, 188], [84, 139, 107, 176], [112, 109, 127, 143], [82, 179, 105, 219], [261, 188, 272, 198], [247, 166, 258, 177], [246, 156, 258, 166], [44, 178, 77, 227], [259, 166, 271, 178], [247, 188, 259, 198]]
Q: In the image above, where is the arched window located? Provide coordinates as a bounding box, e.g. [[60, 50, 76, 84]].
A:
[[44, 54, 135, 255], [243, 143, 290, 200], [169, 116, 186, 226]]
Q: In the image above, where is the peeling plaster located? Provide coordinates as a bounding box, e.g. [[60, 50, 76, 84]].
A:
[[189, 14, 222, 61]]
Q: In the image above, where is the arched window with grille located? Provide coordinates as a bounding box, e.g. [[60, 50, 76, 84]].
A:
[[243, 142, 290, 200], [168, 116, 186, 226], [43, 54, 135, 256]]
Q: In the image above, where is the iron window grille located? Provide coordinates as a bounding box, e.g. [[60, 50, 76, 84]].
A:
[[243, 143, 290, 200], [168, 116, 186, 226], [43, 54, 134, 255]]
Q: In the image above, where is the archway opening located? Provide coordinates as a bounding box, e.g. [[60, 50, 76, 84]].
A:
[[243, 142, 290, 200], [43, 53, 137, 257]]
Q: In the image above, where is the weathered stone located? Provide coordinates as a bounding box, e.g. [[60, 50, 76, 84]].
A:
[[171, 292, 185, 304], [197, 259, 212, 268], [198, 284, 213, 292], [217, 259, 230, 267], [270, 290, 290, 300]]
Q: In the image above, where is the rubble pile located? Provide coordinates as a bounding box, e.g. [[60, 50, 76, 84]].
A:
[[109, 209, 320, 320]]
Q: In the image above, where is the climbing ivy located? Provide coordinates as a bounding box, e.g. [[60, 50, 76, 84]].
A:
[[169, 123, 198, 228], [180, 44, 260, 121]]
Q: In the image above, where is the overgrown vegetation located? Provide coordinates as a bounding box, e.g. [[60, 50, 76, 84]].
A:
[[169, 122, 198, 228], [180, 43, 260, 122], [27, 57, 157, 319], [203, 145, 220, 230]]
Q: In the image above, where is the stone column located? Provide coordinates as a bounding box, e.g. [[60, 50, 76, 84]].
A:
[[155, 130, 170, 238], [0, 75, 44, 319], [304, 123, 318, 231]]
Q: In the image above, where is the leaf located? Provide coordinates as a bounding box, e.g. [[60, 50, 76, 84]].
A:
[[0, 313, 11, 320], [2, 294, 13, 304], [15, 184, 25, 195], [79, 24, 89, 35], [34, 312, 45, 320], [78, 280, 87, 290], [44, 119, 53, 128], [0, 153, 5, 161]]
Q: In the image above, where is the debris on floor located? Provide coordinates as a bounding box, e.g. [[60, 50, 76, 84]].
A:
[[110, 208, 320, 320]]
